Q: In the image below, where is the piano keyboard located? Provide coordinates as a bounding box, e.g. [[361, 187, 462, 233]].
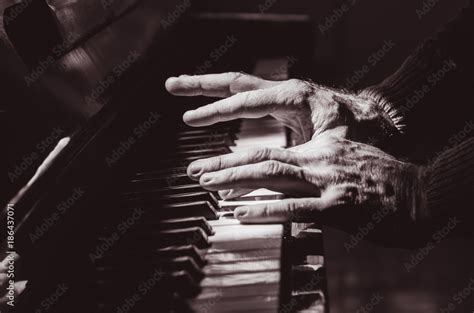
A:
[[48, 117, 326, 313]]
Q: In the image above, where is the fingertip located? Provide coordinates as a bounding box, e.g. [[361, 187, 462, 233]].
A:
[[218, 189, 233, 200], [234, 206, 249, 219], [182, 110, 198, 126], [187, 162, 202, 180], [165, 77, 179, 93], [199, 173, 214, 186], [16, 280, 28, 293]]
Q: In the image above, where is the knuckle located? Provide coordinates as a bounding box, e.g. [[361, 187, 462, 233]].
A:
[[289, 79, 314, 97], [286, 201, 299, 218], [230, 71, 245, 79], [260, 206, 270, 218], [212, 156, 223, 170], [263, 160, 282, 176], [227, 167, 238, 182], [230, 72, 247, 85], [229, 72, 249, 94], [250, 147, 271, 162]]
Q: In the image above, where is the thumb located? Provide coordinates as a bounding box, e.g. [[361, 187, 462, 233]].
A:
[[234, 198, 327, 223], [234, 184, 355, 223]]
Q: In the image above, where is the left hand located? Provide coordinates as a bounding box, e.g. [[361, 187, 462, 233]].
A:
[[187, 130, 426, 244], [165, 72, 398, 145]]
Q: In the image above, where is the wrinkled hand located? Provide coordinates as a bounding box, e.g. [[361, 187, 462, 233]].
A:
[[165, 72, 397, 144], [0, 253, 27, 308], [187, 131, 426, 244]]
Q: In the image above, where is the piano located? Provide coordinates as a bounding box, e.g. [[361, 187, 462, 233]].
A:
[[0, 0, 328, 312]]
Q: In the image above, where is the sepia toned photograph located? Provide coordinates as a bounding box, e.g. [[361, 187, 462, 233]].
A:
[[0, 0, 472, 312]]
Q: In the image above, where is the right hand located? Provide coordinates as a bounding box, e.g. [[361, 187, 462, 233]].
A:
[[165, 72, 398, 144]]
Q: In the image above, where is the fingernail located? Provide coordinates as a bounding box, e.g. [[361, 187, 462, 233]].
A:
[[200, 173, 213, 185], [218, 189, 232, 200], [234, 207, 249, 218], [188, 163, 202, 177]]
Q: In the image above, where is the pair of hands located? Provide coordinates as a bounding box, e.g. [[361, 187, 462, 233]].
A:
[[166, 73, 424, 244]]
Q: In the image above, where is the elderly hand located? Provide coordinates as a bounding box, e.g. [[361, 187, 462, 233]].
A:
[[165, 72, 398, 144], [187, 130, 426, 244]]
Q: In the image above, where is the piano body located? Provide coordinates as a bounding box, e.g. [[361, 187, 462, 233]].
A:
[[0, 0, 328, 312]]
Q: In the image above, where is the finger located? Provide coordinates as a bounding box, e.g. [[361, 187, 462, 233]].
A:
[[218, 189, 253, 200], [183, 88, 278, 126], [234, 184, 354, 223], [199, 161, 322, 196], [187, 148, 300, 180], [165, 72, 280, 97], [0, 273, 7, 290], [0, 280, 27, 304], [234, 198, 330, 223], [0, 253, 19, 272]]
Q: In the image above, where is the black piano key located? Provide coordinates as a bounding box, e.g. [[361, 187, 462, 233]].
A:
[[95, 269, 201, 299], [176, 133, 234, 146], [128, 192, 220, 212], [160, 201, 218, 220], [96, 255, 204, 282], [291, 265, 326, 293], [95, 244, 207, 269], [134, 166, 187, 178], [170, 147, 231, 158], [290, 228, 324, 262], [176, 140, 232, 151], [158, 152, 226, 168], [129, 173, 194, 190], [123, 184, 205, 198], [155, 245, 206, 267], [176, 126, 236, 136], [123, 226, 210, 249], [150, 217, 214, 236]]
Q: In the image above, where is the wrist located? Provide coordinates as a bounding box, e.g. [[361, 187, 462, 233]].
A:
[[411, 164, 430, 222], [385, 162, 429, 223]]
